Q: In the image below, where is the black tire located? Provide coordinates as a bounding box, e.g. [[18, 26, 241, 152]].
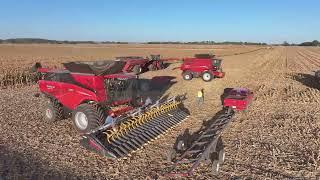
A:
[[218, 148, 225, 164], [133, 65, 142, 74], [202, 72, 213, 82], [211, 160, 220, 175], [72, 103, 106, 133], [148, 64, 155, 71], [176, 140, 185, 151], [315, 70, 320, 79], [45, 100, 63, 122], [182, 71, 193, 80]]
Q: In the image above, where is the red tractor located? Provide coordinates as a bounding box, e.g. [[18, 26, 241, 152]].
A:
[[180, 54, 225, 82], [35, 60, 143, 133], [116, 55, 165, 74]]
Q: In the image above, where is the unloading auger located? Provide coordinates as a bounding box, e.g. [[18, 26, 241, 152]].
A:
[[80, 94, 190, 159]]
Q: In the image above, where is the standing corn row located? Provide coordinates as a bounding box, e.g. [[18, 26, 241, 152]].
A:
[[0, 69, 39, 88]]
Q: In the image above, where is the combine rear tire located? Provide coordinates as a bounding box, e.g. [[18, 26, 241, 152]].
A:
[[202, 72, 213, 82], [72, 103, 106, 133], [182, 71, 193, 80], [45, 100, 63, 122]]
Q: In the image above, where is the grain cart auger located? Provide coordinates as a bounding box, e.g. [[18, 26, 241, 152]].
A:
[[166, 88, 254, 177], [80, 95, 190, 159]]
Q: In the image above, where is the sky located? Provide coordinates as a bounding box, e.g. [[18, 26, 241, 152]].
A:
[[0, 0, 319, 44]]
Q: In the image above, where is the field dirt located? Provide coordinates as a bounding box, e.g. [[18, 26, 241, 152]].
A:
[[0, 44, 320, 179]]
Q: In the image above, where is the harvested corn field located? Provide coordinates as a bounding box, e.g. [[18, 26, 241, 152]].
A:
[[0, 44, 319, 179]]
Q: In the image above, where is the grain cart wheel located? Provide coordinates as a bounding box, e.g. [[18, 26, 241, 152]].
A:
[[211, 160, 220, 175], [182, 71, 193, 80], [133, 65, 142, 74], [167, 148, 177, 162], [45, 100, 64, 122], [216, 137, 225, 164], [72, 103, 106, 133], [202, 72, 213, 82]]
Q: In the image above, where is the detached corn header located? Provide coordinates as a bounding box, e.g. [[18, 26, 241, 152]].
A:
[[80, 95, 190, 158]]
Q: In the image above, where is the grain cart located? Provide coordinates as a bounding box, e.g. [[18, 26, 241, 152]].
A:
[[166, 88, 253, 176], [180, 54, 225, 82]]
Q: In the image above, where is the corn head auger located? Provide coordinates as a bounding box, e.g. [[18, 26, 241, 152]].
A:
[[80, 95, 190, 159]]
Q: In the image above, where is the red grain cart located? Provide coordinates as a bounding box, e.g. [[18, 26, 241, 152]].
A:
[[223, 88, 254, 111]]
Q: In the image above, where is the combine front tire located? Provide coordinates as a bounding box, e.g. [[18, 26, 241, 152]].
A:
[[202, 72, 213, 82], [45, 100, 64, 122], [72, 103, 106, 133]]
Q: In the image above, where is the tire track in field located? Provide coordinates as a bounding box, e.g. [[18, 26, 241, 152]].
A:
[[297, 50, 320, 68], [287, 48, 313, 72]]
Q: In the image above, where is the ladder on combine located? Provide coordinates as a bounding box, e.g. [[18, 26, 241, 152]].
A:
[[80, 95, 190, 159], [166, 109, 235, 177]]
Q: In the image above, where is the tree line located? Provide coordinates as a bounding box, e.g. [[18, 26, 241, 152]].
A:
[[282, 40, 320, 46], [146, 41, 267, 45], [0, 38, 128, 44]]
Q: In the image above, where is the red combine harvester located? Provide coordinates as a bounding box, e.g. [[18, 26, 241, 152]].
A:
[[116, 55, 165, 74], [180, 54, 225, 82], [36, 60, 141, 133], [34, 60, 190, 158], [166, 88, 253, 176]]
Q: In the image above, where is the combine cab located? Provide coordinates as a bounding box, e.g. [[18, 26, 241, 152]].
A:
[[116, 55, 165, 74], [180, 54, 225, 82]]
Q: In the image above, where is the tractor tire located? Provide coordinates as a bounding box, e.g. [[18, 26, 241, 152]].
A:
[[133, 65, 142, 75], [72, 103, 106, 133], [182, 71, 193, 81], [148, 64, 155, 71], [44, 100, 64, 122], [202, 72, 213, 82]]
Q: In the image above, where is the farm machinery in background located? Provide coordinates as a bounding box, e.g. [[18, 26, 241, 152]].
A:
[[116, 54, 167, 74], [180, 54, 225, 82], [166, 88, 253, 176]]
